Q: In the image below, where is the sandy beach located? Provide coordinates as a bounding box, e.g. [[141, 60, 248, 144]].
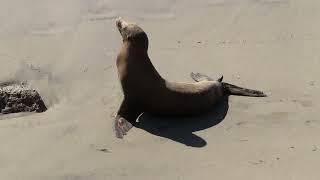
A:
[[1, 0, 320, 179]]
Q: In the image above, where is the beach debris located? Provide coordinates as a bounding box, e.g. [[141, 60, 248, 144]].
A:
[[98, 148, 111, 153], [0, 81, 47, 114]]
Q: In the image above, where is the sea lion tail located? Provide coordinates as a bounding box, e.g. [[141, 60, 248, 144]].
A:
[[222, 82, 267, 97]]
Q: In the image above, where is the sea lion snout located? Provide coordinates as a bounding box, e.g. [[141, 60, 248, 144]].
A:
[[116, 17, 129, 31], [115, 18, 149, 49], [116, 17, 132, 41]]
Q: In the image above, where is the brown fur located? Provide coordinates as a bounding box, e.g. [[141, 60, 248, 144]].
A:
[[114, 18, 265, 138]]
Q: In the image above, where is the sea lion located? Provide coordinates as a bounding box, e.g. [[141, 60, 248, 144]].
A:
[[114, 18, 266, 138]]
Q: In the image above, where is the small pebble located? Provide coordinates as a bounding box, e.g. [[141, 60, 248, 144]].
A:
[[98, 148, 111, 153]]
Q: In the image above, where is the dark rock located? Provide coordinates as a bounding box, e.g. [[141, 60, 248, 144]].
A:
[[0, 82, 47, 114]]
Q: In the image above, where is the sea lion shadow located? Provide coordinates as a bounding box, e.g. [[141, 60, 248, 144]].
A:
[[135, 96, 229, 148]]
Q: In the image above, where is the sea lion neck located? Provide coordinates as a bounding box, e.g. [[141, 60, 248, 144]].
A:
[[117, 41, 163, 81], [125, 40, 148, 55]]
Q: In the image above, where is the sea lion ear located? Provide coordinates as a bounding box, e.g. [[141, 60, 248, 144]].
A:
[[217, 75, 223, 82]]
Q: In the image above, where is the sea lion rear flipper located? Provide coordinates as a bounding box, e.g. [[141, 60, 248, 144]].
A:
[[222, 82, 267, 97]]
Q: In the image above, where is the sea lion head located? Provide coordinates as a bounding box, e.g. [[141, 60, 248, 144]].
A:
[[116, 17, 148, 51]]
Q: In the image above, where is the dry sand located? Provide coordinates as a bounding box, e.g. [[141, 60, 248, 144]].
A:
[[1, 0, 320, 179]]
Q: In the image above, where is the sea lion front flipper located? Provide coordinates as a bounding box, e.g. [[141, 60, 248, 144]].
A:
[[113, 115, 133, 139], [114, 100, 142, 138], [190, 72, 214, 82]]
